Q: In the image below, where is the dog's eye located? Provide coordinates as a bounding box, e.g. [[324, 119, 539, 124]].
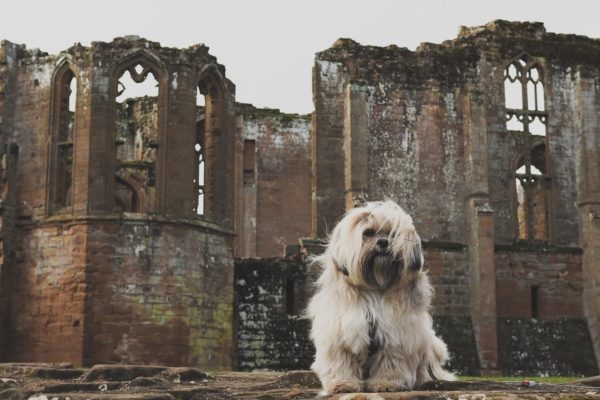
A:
[[363, 228, 375, 237]]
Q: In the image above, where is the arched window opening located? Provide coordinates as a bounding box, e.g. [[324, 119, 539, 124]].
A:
[[504, 55, 547, 137], [194, 71, 229, 223], [505, 55, 551, 241], [194, 88, 206, 215], [194, 79, 222, 218], [53, 69, 77, 211], [114, 62, 159, 213], [514, 144, 550, 241]]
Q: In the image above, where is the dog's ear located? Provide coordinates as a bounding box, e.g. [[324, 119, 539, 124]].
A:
[[402, 231, 424, 271], [407, 241, 423, 271]]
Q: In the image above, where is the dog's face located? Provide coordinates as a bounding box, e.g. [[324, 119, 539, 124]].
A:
[[328, 201, 423, 290]]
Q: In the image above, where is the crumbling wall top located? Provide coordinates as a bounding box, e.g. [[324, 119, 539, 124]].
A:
[[457, 20, 546, 41], [0, 37, 226, 76], [236, 102, 311, 122], [316, 20, 600, 86]]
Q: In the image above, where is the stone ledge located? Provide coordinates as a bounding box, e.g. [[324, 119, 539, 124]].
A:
[[1, 364, 599, 400], [17, 213, 235, 236]]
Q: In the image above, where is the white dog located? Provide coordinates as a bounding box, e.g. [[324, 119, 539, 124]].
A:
[[307, 200, 455, 395]]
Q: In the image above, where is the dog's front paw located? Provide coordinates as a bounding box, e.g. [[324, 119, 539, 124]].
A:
[[365, 379, 408, 393], [323, 379, 362, 394]]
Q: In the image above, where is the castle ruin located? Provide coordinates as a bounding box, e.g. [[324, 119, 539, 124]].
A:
[[0, 21, 599, 375]]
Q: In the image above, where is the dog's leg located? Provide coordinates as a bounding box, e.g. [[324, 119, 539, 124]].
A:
[[364, 352, 417, 392], [313, 348, 364, 395], [416, 336, 456, 386]]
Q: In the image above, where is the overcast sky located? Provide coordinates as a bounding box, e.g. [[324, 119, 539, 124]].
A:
[[3, 0, 600, 114]]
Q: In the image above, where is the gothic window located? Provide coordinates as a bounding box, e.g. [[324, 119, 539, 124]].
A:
[[194, 79, 222, 217], [515, 145, 550, 240], [194, 87, 205, 215], [51, 67, 77, 212], [504, 55, 546, 136], [505, 55, 550, 240], [114, 62, 159, 212]]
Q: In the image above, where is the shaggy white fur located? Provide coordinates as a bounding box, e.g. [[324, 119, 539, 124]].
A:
[[307, 200, 455, 395]]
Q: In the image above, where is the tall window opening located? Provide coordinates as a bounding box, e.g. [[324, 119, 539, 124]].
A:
[[514, 145, 550, 240], [194, 88, 206, 215], [504, 55, 546, 136], [505, 55, 550, 240], [194, 73, 227, 222], [53, 68, 77, 211], [114, 62, 159, 213]]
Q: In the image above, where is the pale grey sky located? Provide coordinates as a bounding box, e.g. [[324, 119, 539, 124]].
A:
[[3, 0, 600, 113]]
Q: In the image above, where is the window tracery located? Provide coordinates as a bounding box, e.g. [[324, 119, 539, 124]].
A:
[[504, 54, 550, 240]]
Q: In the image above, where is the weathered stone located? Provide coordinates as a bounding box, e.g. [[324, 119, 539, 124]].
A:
[[127, 377, 170, 388], [20, 367, 85, 380], [2, 364, 600, 400], [164, 367, 209, 382], [573, 375, 600, 387], [83, 365, 167, 382]]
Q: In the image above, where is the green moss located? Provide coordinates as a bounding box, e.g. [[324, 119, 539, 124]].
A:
[[459, 376, 580, 384]]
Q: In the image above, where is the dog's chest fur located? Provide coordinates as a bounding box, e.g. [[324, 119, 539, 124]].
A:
[[357, 291, 427, 373]]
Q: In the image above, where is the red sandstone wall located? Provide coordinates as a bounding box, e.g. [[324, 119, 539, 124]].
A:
[[8, 223, 88, 363], [82, 219, 234, 368], [495, 249, 584, 319], [8, 219, 234, 368], [1, 44, 55, 218], [425, 247, 470, 316], [366, 87, 467, 242], [238, 106, 312, 258]]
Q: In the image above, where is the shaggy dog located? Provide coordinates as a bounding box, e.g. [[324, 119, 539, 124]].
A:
[[307, 200, 455, 395]]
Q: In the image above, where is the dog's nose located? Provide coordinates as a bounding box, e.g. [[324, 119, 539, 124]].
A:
[[377, 238, 388, 248]]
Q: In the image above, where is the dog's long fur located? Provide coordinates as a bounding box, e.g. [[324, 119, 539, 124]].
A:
[[307, 200, 455, 394]]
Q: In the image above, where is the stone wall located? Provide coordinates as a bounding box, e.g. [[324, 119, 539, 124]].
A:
[[0, 37, 239, 369], [237, 104, 312, 258], [498, 318, 598, 376], [7, 222, 87, 363], [234, 258, 314, 370], [312, 20, 600, 371], [425, 245, 470, 317], [6, 218, 234, 369], [495, 246, 584, 319], [83, 218, 233, 368], [234, 248, 480, 373]]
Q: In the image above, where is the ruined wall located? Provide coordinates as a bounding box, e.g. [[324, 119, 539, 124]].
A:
[[234, 248, 480, 373], [7, 222, 87, 363], [235, 258, 314, 370], [6, 219, 233, 368], [498, 318, 598, 375], [425, 245, 469, 317], [313, 21, 600, 372], [314, 39, 478, 242], [495, 247, 584, 319], [0, 37, 239, 369], [83, 219, 233, 368], [237, 104, 312, 258]]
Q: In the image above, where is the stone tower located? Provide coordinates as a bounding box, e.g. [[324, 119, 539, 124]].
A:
[[0, 37, 239, 368]]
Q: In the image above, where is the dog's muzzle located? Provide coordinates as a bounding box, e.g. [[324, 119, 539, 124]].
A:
[[364, 251, 402, 289]]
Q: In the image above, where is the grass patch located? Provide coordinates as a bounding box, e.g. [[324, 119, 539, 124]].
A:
[[459, 376, 581, 384]]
